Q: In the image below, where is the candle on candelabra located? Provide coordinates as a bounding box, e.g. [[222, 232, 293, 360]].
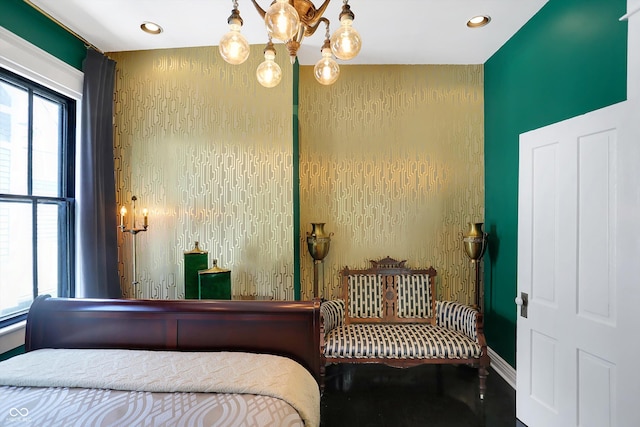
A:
[[118, 195, 149, 297]]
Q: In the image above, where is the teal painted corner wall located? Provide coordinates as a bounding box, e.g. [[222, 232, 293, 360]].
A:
[[484, 0, 627, 367], [1, 0, 86, 70], [0, 345, 24, 361], [293, 59, 301, 300]]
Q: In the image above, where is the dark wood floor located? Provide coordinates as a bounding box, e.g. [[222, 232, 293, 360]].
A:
[[321, 363, 516, 427]]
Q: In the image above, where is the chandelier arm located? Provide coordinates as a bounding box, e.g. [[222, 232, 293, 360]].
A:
[[304, 16, 329, 38], [250, 0, 267, 19], [307, 0, 332, 25]]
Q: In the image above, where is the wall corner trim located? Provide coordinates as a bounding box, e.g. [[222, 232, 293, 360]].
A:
[[620, 4, 640, 20], [488, 346, 516, 390], [0, 26, 83, 98]]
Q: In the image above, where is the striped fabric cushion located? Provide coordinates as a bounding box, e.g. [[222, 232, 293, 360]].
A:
[[321, 299, 345, 332], [435, 301, 478, 342], [324, 323, 482, 360], [348, 275, 382, 319], [396, 274, 432, 319]]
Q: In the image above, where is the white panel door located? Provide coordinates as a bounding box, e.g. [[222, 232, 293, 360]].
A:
[[516, 100, 640, 426]]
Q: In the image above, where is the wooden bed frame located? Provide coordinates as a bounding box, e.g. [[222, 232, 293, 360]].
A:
[[25, 295, 324, 386]]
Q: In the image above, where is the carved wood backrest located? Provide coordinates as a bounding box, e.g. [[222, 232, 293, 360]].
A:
[[341, 257, 437, 325]]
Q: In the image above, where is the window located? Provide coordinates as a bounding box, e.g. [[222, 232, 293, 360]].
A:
[[0, 67, 76, 325]]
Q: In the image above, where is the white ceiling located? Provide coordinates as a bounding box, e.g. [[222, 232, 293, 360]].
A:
[[27, 0, 548, 66]]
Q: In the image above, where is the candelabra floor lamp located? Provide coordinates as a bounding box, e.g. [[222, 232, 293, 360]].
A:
[[462, 222, 488, 312], [306, 223, 332, 299], [119, 196, 148, 297]]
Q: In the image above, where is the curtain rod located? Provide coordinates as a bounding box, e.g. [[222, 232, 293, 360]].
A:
[[24, 0, 103, 53]]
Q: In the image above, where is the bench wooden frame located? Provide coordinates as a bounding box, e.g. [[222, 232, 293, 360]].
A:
[[322, 257, 491, 398], [343, 258, 437, 325]]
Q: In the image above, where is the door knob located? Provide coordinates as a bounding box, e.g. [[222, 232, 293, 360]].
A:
[[515, 292, 528, 318]]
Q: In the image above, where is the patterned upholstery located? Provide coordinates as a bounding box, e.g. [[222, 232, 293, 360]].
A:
[[436, 300, 478, 343], [321, 299, 344, 333], [327, 260, 489, 399], [396, 274, 432, 319], [324, 265, 483, 365], [347, 275, 383, 318], [324, 323, 482, 359]]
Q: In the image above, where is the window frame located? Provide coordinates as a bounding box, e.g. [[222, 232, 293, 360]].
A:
[[0, 67, 77, 326], [0, 27, 83, 328]]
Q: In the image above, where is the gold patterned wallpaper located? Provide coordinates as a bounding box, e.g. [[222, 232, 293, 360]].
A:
[[110, 44, 484, 304], [298, 65, 484, 303], [110, 45, 295, 299]]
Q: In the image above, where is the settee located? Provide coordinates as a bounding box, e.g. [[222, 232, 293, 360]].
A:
[[321, 257, 490, 399]]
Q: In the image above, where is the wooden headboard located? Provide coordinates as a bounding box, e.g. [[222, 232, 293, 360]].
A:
[[25, 295, 323, 385]]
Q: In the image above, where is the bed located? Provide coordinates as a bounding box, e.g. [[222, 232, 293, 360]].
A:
[[0, 295, 323, 427]]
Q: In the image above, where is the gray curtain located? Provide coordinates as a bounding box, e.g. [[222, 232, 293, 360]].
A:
[[77, 48, 120, 298]]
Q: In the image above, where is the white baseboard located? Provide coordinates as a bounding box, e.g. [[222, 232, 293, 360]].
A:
[[488, 346, 516, 390]]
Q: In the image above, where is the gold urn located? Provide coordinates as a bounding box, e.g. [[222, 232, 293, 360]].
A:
[[462, 222, 488, 312], [306, 223, 333, 299], [306, 223, 332, 261], [462, 222, 488, 262]]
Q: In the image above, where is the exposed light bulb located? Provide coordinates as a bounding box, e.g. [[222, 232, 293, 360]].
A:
[[219, 22, 250, 65], [264, 0, 299, 42], [219, 4, 250, 65], [331, 16, 361, 60], [314, 46, 340, 86], [257, 42, 282, 88]]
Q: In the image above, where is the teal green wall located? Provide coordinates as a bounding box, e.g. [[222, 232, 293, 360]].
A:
[[0, 0, 86, 70], [0, 345, 24, 361], [293, 59, 301, 300], [484, 0, 627, 367]]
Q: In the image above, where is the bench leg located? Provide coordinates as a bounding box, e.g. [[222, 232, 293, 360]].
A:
[[478, 365, 488, 400]]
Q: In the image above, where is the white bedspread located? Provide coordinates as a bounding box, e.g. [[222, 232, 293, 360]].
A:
[[0, 349, 320, 427]]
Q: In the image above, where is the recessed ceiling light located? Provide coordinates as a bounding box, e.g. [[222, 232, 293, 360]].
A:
[[467, 15, 491, 28], [140, 21, 163, 35]]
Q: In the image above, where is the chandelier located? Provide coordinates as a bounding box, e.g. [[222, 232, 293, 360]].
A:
[[219, 0, 362, 87]]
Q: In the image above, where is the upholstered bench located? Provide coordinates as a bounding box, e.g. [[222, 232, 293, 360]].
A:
[[321, 257, 490, 399]]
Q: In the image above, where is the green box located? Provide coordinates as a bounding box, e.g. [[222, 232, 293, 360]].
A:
[[184, 242, 208, 299], [198, 267, 232, 300]]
